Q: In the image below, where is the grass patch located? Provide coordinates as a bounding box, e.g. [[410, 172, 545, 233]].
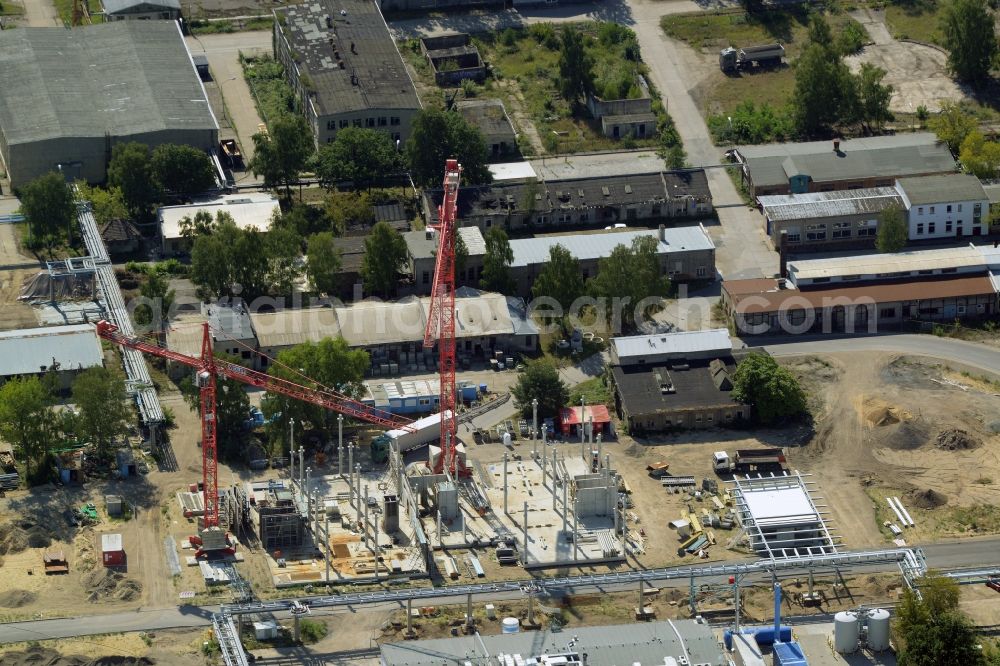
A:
[[568, 376, 613, 407], [402, 22, 680, 155], [189, 16, 273, 35], [53, 0, 102, 25], [884, 0, 945, 44], [242, 54, 298, 127], [0, 0, 25, 16]]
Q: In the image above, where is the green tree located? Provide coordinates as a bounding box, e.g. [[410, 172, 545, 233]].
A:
[[361, 220, 408, 297], [959, 129, 1000, 179], [189, 219, 300, 301], [133, 268, 176, 331], [180, 210, 217, 240], [75, 183, 129, 227], [315, 127, 401, 190], [531, 244, 584, 314], [405, 108, 492, 187], [249, 115, 314, 198], [264, 338, 369, 447], [19, 172, 77, 246], [180, 355, 250, 462], [511, 359, 569, 419], [72, 367, 130, 462], [558, 26, 595, 106], [807, 14, 834, 50], [857, 63, 894, 133], [455, 230, 469, 281], [276, 202, 330, 238], [731, 353, 807, 425], [589, 236, 671, 331], [941, 0, 998, 84], [876, 203, 908, 253], [151, 144, 217, 194], [107, 142, 160, 217], [0, 377, 51, 481], [190, 231, 232, 298], [792, 43, 858, 136], [324, 191, 374, 235], [306, 231, 343, 295], [480, 227, 515, 293], [266, 225, 304, 297], [895, 574, 983, 666], [929, 101, 978, 153]]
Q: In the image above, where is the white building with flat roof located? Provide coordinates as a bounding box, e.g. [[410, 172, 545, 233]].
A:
[[158, 193, 280, 255]]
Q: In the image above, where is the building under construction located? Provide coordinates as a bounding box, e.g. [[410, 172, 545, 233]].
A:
[[245, 480, 304, 552]]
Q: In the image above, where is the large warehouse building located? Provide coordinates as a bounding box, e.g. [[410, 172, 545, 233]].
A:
[[0, 22, 218, 189]]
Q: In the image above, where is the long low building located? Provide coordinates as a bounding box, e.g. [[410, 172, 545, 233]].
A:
[[723, 245, 1000, 335], [406, 224, 716, 297], [0, 22, 218, 188], [0, 324, 104, 390], [180, 288, 539, 374]]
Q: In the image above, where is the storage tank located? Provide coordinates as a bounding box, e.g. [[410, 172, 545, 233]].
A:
[[502, 617, 520, 634], [867, 608, 891, 651], [834, 611, 860, 653]]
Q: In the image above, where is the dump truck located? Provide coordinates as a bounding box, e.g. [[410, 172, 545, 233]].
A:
[[719, 43, 785, 72], [712, 448, 787, 475]]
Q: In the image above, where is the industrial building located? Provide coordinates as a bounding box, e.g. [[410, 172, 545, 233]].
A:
[[761, 173, 989, 251], [406, 224, 716, 297], [363, 379, 441, 414], [0, 324, 104, 390], [0, 22, 218, 188], [722, 245, 1000, 335], [455, 99, 517, 158], [272, 0, 421, 148], [421, 170, 713, 232], [246, 479, 304, 551], [586, 88, 657, 140], [158, 193, 280, 255], [101, 0, 181, 21], [734, 133, 956, 199], [608, 329, 746, 432], [380, 619, 726, 666], [420, 34, 486, 86]]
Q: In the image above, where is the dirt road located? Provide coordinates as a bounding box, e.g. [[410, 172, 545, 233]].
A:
[[21, 0, 60, 26]]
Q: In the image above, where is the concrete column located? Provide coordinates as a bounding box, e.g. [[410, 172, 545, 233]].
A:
[[541, 450, 547, 488], [348, 445, 355, 504], [466, 593, 474, 630], [597, 433, 603, 464], [552, 461, 558, 512], [363, 485, 370, 545], [374, 526, 379, 580], [503, 452, 509, 515], [533, 428, 538, 460], [562, 474, 567, 535], [355, 463, 362, 519], [325, 509, 331, 583], [306, 467, 313, 519], [522, 501, 529, 566], [580, 398, 585, 444], [337, 415, 344, 476], [573, 506, 578, 562], [289, 419, 295, 482], [542, 427, 546, 446], [551, 447, 557, 485], [638, 579, 645, 619], [407, 598, 413, 636], [437, 510, 442, 547], [298, 447, 305, 488], [293, 613, 301, 643], [532, 398, 538, 445], [734, 575, 741, 633]]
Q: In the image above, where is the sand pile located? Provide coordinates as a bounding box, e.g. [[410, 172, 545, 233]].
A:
[[863, 399, 911, 427], [1, 647, 154, 666], [82, 569, 143, 603], [935, 429, 981, 451], [909, 489, 948, 509], [0, 589, 37, 608], [883, 420, 931, 451], [0, 519, 55, 555]]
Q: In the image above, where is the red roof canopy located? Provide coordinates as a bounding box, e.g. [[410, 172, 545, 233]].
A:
[[559, 405, 612, 426]]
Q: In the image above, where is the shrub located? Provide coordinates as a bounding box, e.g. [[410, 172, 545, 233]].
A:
[[500, 27, 518, 47], [837, 20, 866, 55], [528, 23, 559, 49]]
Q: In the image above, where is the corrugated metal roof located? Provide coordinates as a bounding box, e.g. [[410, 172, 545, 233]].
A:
[[759, 187, 902, 221], [0, 324, 103, 378], [251, 308, 342, 349], [509, 226, 714, 268], [896, 173, 988, 205], [101, 533, 123, 552], [788, 246, 984, 280], [0, 22, 216, 146], [612, 328, 732, 361], [984, 183, 1000, 204], [380, 619, 725, 666], [102, 0, 180, 13], [404, 227, 486, 261]]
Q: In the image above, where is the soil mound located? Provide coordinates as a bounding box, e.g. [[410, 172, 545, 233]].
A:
[[863, 399, 911, 427], [909, 489, 947, 509], [1, 647, 154, 666], [0, 519, 54, 555], [83, 569, 143, 603], [0, 589, 37, 607], [935, 428, 981, 451], [883, 420, 931, 451]]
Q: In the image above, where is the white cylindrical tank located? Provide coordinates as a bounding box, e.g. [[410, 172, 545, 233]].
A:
[[867, 608, 891, 651], [834, 611, 860, 653], [503, 432, 512, 447], [501, 617, 520, 634]]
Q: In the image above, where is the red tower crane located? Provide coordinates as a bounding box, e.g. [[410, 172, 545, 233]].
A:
[[423, 159, 464, 475], [94, 320, 412, 544]]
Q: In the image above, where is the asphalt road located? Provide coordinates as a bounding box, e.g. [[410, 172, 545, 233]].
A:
[[764, 333, 1000, 376]]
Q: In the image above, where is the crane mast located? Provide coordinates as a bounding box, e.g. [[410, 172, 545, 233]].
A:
[[94, 320, 412, 537], [423, 159, 463, 475]]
